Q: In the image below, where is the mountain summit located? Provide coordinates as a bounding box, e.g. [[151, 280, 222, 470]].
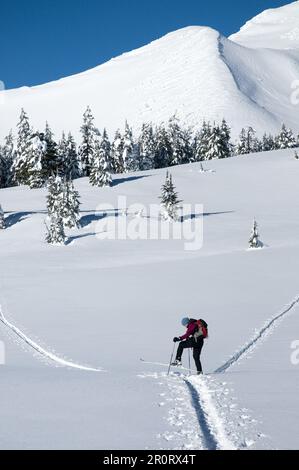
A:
[[1, 1, 299, 139]]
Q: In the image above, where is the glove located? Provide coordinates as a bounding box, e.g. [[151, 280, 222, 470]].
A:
[[173, 337, 181, 343]]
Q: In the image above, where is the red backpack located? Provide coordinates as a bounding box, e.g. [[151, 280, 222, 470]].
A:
[[195, 319, 208, 339]]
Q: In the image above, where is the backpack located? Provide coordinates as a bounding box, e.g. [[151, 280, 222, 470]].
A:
[[194, 319, 208, 340]]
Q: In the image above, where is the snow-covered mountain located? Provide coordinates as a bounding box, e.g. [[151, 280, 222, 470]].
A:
[[1, 2, 299, 140]]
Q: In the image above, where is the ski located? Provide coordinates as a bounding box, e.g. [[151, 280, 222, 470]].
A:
[[140, 358, 199, 375]]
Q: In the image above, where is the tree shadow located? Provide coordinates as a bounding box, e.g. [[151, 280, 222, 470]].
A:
[[79, 210, 121, 228], [5, 212, 31, 228], [180, 210, 234, 223], [112, 175, 151, 187], [66, 230, 107, 245]]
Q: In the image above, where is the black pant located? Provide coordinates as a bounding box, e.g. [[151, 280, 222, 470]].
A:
[[176, 338, 204, 373]]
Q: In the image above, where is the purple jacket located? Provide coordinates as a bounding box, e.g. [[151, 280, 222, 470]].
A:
[[180, 321, 198, 341]]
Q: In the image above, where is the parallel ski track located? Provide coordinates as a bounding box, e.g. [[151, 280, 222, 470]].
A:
[[0, 307, 103, 372], [215, 295, 299, 374]]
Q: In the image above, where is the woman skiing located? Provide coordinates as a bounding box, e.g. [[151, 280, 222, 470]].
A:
[[172, 317, 208, 374]]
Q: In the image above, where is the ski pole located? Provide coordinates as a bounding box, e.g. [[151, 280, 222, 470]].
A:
[[167, 343, 176, 376], [188, 349, 191, 376]]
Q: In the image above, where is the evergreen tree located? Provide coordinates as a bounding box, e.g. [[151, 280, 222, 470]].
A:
[[111, 130, 124, 174], [276, 124, 296, 149], [261, 133, 276, 152], [43, 122, 60, 179], [122, 121, 137, 172], [66, 132, 80, 179], [138, 123, 155, 171], [90, 130, 113, 187], [0, 204, 5, 229], [78, 106, 98, 176], [237, 127, 257, 155], [154, 123, 172, 169], [62, 179, 81, 229], [168, 115, 186, 166], [205, 123, 231, 160], [13, 109, 33, 185], [220, 119, 232, 158], [160, 172, 182, 221], [27, 133, 46, 188], [0, 131, 15, 187], [249, 219, 263, 249], [45, 214, 66, 245], [193, 121, 212, 161]]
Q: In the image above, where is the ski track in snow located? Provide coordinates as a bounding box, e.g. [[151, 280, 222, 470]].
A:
[[0, 306, 103, 372], [157, 296, 299, 450], [214, 296, 299, 374]]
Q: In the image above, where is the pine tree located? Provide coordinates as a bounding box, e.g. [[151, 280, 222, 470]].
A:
[[276, 124, 296, 149], [78, 106, 98, 176], [154, 124, 172, 169], [111, 130, 124, 174], [237, 127, 256, 155], [42, 122, 60, 180], [193, 121, 212, 161], [160, 172, 182, 221], [205, 123, 231, 160], [62, 179, 81, 229], [13, 109, 33, 185], [0, 204, 5, 229], [0, 131, 15, 188], [168, 115, 186, 166], [138, 123, 155, 171], [66, 132, 80, 179], [261, 133, 276, 152], [122, 121, 137, 172], [90, 129, 113, 187], [45, 214, 66, 245], [249, 219, 263, 249], [27, 133, 46, 188]]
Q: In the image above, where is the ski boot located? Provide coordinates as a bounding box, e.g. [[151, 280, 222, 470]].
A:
[[171, 359, 182, 367]]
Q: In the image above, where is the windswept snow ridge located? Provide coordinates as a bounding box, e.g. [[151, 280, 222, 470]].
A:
[[0, 307, 103, 372], [215, 296, 299, 374], [185, 376, 237, 450]]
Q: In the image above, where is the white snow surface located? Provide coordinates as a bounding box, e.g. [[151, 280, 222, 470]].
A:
[[1, 2, 299, 140], [1, 148, 299, 449]]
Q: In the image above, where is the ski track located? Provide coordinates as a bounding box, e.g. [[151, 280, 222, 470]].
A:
[[0, 306, 103, 372], [162, 296, 299, 451], [214, 296, 299, 374], [185, 377, 237, 450]]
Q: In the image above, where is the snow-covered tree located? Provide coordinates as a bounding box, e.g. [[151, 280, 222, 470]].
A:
[[62, 179, 81, 229], [78, 106, 98, 176], [122, 121, 137, 172], [193, 121, 212, 161], [160, 172, 182, 221], [154, 124, 172, 169], [0, 204, 5, 229], [58, 132, 80, 180], [205, 123, 231, 160], [42, 122, 60, 180], [138, 123, 155, 170], [0, 131, 15, 188], [237, 127, 257, 155], [13, 109, 33, 185], [45, 214, 66, 245], [261, 133, 276, 152], [168, 115, 187, 166], [276, 124, 296, 149], [249, 219, 263, 249], [27, 133, 46, 188], [111, 130, 124, 174], [90, 129, 113, 187]]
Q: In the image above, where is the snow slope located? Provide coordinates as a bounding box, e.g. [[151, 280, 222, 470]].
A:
[[1, 148, 299, 449], [1, 2, 299, 140]]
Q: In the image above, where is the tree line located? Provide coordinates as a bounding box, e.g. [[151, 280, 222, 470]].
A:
[[1, 106, 299, 190]]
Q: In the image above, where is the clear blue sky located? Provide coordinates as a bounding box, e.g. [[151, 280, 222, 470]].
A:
[[1, 0, 290, 89]]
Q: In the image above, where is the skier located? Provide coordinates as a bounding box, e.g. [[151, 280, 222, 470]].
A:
[[172, 317, 208, 374]]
